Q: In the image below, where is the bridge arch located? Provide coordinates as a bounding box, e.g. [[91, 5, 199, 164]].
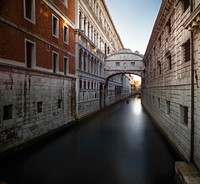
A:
[[104, 48, 145, 88]]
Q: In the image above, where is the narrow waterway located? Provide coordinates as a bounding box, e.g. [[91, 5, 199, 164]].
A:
[[0, 96, 180, 184]]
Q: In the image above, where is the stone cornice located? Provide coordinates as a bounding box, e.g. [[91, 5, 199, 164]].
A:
[[144, 0, 174, 61], [101, 0, 124, 48], [183, 4, 200, 31]]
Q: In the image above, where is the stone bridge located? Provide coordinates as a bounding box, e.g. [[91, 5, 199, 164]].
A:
[[104, 49, 145, 82]]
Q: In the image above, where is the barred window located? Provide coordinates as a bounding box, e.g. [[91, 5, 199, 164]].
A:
[[166, 52, 172, 70], [180, 105, 188, 125], [183, 39, 190, 62], [166, 101, 170, 114]]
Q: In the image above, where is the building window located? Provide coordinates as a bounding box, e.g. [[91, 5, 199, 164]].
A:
[[79, 49, 82, 70], [58, 99, 62, 109], [107, 46, 110, 54], [166, 18, 171, 34], [84, 81, 86, 89], [116, 62, 120, 66], [83, 53, 87, 71], [183, 0, 190, 12], [52, 14, 59, 38], [52, 52, 59, 73], [158, 36, 161, 47], [63, 25, 69, 44], [60, 0, 68, 7], [79, 80, 82, 89], [37, 102, 42, 113], [24, 0, 35, 24], [158, 61, 161, 75], [63, 57, 68, 75], [182, 39, 190, 62], [180, 105, 188, 125], [25, 39, 36, 68], [3, 105, 13, 120], [168, 54, 172, 70], [158, 98, 160, 109], [166, 101, 170, 115], [131, 62, 135, 66]]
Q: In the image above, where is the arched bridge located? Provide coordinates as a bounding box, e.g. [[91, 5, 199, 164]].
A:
[[104, 49, 145, 80]]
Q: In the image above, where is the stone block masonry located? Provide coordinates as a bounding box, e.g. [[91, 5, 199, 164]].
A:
[[0, 65, 76, 154], [175, 162, 200, 184]]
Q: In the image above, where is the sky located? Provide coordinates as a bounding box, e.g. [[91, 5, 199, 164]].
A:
[[106, 0, 162, 55]]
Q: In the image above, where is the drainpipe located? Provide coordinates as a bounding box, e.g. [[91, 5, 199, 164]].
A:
[[190, 0, 194, 163]]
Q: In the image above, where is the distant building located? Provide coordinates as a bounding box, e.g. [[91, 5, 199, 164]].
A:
[[75, 0, 131, 118], [0, 0, 76, 153], [142, 0, 200, 170]]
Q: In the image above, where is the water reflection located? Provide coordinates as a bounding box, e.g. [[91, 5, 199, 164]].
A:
[[0, 96, 179, 184], [131, 97, 142, 114]]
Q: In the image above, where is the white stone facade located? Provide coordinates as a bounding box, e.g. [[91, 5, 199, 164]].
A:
[[142, 0, 200, 170], [75, 0, 131, 118]]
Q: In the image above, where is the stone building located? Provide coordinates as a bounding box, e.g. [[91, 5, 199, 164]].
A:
[[104, 49, 144, 104], [141, 0, 200, 170], [74, 0, 130, 118], [0, 0, 76, 153]]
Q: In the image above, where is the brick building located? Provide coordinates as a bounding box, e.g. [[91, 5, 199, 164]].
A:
[[0, 0, 76, 153], [142, 0, 200, 170]]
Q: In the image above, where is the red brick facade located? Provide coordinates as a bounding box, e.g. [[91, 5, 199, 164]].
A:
[[0, 0, 76, 154], [0, 0, 75, 74]]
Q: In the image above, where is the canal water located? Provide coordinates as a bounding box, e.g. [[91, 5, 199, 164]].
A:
[[0, 96, 181, 184]]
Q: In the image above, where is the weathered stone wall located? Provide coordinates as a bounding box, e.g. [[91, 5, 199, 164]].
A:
[[194, 29, 200, 170], [142, 0, 200, 170], [0, 65, 76, 153]]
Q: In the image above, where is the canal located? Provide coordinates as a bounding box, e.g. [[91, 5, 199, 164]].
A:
[[0, 96, 181, 184]]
